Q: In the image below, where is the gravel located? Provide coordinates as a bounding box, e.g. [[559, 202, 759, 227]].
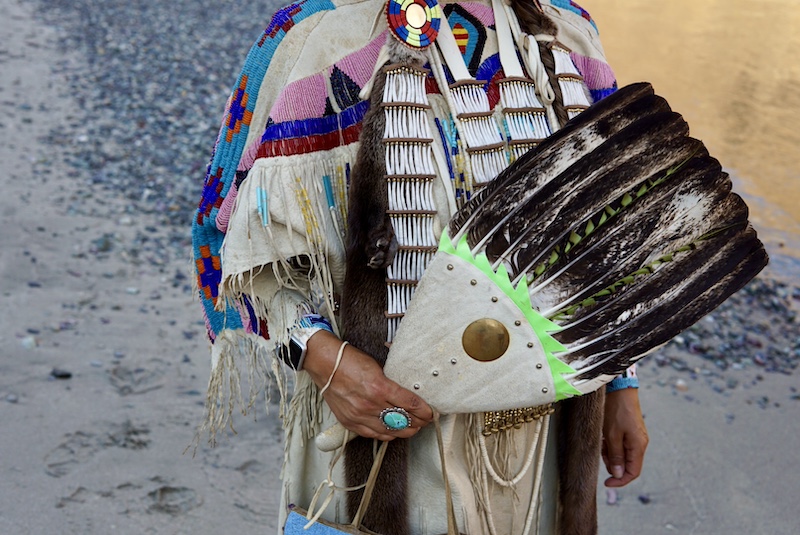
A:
[[24, 0, 283, 231], [648, 278, 800, 386]]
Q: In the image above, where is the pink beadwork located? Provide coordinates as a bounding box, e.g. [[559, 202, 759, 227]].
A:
[[269, 72, 329, 122], [570, 52, 616, 91], [332, 32, 387, 88]]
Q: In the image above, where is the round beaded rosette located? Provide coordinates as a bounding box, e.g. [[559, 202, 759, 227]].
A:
[[386, 0, 442, 49]]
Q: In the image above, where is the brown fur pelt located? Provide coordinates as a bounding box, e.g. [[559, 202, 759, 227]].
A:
[[556, 389, 605, 535], [340, 39, 430, 535]]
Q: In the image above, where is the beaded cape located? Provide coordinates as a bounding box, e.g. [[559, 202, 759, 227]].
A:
[[192, 0, 615, 348]]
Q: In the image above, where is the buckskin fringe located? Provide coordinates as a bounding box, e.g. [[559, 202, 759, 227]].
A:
[[193, 329, 285, 449]]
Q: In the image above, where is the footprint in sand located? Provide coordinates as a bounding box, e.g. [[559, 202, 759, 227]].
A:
[[107, 363, 165, 396], [44, 420, 151, 477], [147, 486, 203, 515]]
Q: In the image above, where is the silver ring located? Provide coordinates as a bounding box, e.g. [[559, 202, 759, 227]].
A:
[[380, 407, 411, 431]]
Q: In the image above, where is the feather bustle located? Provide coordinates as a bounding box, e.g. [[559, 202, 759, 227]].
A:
[[449, 85, 668, 239], [561, 224, 759, 371], [486, 111, 696, 272], [571, 228, 767, 380], [536, 156, 736, 324], [444, 82, 766, 390]]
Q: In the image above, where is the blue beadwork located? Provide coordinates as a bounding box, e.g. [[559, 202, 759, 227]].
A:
[[261, 100, 369, 142], [606, 376, 639, 393]]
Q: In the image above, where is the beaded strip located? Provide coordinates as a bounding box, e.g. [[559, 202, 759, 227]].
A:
[[382, 64, 439, 344], [499, 77, 552, 161], [482, 404, 554, 436], [551, 42, 592, 120], [448, 80, 508, 189]]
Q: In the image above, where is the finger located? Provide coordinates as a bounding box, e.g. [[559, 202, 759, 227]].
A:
[[603, 434, 626, 482], [601, 439, 611, 474], [347, 422, 396, 442], [388, 386, 433, 425], [604, 435, 647, 488], [623, 434, 647, 481]]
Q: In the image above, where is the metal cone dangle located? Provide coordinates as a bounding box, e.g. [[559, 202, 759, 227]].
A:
[[386, 0, 442, 49]]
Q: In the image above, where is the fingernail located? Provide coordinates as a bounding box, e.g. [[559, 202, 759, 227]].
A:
[[612, 465, 624, 479]]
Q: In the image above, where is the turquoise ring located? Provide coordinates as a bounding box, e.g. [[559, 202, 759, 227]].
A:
[[380, 407, 411, 431]]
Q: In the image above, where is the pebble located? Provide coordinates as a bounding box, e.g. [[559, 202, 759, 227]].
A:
[[20, 336, 38, 350], [657, 278, 800, 387], [638, 494, 651, 505], [91, 234, 114, 253], [126, 287, 140, 295], [605, 488, 618, 505], [6, 394, 19, 404], [674, 379, 689, 392], [114, 351, 126, 359], [51, 368, 73, 380], [90, 360, 104, 368]]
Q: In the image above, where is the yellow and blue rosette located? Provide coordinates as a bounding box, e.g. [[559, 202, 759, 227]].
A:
[[386, 0, 442, 49]]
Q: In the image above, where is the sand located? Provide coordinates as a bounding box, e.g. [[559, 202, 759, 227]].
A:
[[0, 1, 797, 533]]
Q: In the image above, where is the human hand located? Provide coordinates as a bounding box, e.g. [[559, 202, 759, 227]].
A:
[[303, 330, 433, 442], [602, 387, 649, 487]]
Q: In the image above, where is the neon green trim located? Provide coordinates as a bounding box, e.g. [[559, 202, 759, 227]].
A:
[[440, 231, 581, 400]]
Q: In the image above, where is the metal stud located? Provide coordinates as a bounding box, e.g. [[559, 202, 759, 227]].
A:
[[432, 370, 439, 377], [470, 279, 478, 286], [450, 358, 458, 365], [447, 264, 454, 271], [491, 296, 498, 302], [527, 342, 534, 348], [542, 387, 549, 394], [414, 384, 421, 390], [536, 363, 543, 369], [515, 320, 522, 326]]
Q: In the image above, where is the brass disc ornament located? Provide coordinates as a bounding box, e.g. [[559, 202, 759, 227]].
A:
[[462, 318, 510, 362]]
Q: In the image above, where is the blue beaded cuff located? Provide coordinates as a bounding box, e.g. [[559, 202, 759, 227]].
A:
[[297, 313, 334, 332], [280, 314, 335, 370], [606, 376, 640, 393]]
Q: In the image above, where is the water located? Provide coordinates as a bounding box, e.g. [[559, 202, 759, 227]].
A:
[[580, 0, 800, 280]]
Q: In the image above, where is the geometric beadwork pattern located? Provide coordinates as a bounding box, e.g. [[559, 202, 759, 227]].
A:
[[443, 3, 488, 75], [262, 1, 308, 42], [386, 0, 442, 49], [225, 76, 253, 143], [192, 0, 335, 340]]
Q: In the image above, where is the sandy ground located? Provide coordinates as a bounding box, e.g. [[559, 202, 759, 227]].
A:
[[0, 1, 797, 534]]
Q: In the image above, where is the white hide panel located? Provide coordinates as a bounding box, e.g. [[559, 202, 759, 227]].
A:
[[383, 252, 557, 414]]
